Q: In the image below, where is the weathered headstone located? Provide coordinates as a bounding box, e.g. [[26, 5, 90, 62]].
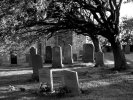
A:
[[63, 44, 73, 64], [63, 70, 80, 96], [125, 45, 130, 54], [39, 68, 53, 91], [82, 43, 95, 63], [45, 46, 52, 63], [52, 46, 63, 68], [73, 54, 77, 61], [10, 54, 17, 64], [95, 51, 104, 66]]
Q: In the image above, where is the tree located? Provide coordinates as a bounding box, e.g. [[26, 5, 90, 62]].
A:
[[45, 0, 128, 70], [0, 0, 128, 70]]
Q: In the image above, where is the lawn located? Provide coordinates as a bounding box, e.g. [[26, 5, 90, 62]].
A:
[[0, 53, 133, 100]]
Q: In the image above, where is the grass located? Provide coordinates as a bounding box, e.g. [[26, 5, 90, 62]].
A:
[[0, 53, 133, 100]]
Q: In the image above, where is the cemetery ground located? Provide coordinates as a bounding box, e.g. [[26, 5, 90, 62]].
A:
[[1, 53, 133, 100]]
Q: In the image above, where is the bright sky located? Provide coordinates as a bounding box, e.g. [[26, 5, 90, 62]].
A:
[[120, 2, 133, 18]]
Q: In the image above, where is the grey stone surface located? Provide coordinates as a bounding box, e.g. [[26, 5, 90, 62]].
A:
[[125, 45, 130, 54], [82, 43, 95, 63], [45, 46, 52, 63], [52, 46, 63, 68], [95, 51, 104, 66], [39, 68, 53, 91], [63, 70, 80, 96], [63, 44, 73, 64], [32, 55, 43, 80]]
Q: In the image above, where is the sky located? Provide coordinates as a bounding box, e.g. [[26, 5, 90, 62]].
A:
[[120, 2, 133, 18]]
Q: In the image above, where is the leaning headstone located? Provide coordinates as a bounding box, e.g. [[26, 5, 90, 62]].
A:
[[82, 43, 95, 63], [39, 68, 53, 91], [10, 54, 17, 64], [52, 46, 63, 68], [45, 46, 52, 63], [63, 70, 80, 96], [63, 44, 73, 64], [125, 45, 130, 54], [73, 54, 77, 61], [95, 51, 104, 66]]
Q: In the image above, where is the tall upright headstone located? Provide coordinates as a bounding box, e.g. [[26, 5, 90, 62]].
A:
[[63, 44, 73, 64], [95, 51, 104, 66], [32, 55, 43, 80], [30, 47, 40, 80], [52, 46, 63, 68], [82, 43, 95, 63], [45, 46, 52, 63], [29, 47, 37, 67]]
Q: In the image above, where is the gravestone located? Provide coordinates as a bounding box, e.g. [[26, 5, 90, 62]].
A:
[[125, 45, 130, 54], [82, 43, 95, 63], [52, 46, 63, 68], [95, 51, 104, 66], [45, 46, 52, 63], [10, 54, 17, 64], [39, 68, 53, 91], [63, 70, 80, 96], [73, 54, 77, 61], [29, 47, 37, 67], [63, 44, 73, 64], [32, 55, 43, 80]]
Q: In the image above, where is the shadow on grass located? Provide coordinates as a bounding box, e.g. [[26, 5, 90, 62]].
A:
[[0, 73, 33, 86]]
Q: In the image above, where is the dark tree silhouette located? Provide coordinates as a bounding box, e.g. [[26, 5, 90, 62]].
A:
[[45, 0, 128, 70], [0, 0, 128, 70]]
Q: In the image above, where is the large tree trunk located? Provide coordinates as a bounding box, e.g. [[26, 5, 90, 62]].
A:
[[90, 35, 102, 52], [108, 36, 128, 71]]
